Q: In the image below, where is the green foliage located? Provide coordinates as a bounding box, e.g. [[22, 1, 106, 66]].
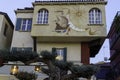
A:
[[0, 49, 10, 60], [54, 61, 73, 70], [11, 50, 39, 62], [70, 65, 99, 79], [0, 49, 39, 64], [40, 50, 57, 61], [14, 71, 38, 80], [0, 49, 99, 79]]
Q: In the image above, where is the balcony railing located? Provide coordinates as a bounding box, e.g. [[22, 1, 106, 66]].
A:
[[35, 0, 107, 2]]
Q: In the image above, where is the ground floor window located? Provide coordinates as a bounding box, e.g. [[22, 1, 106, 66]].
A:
[[52, 48, 67, 61], [11, 47, 32, 51]]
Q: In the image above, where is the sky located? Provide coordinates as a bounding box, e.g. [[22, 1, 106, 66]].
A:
[[0, 0, 120, 63]]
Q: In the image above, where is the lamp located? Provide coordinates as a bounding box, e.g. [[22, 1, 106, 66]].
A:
[[10, 65, 19, 75], [56, 55, 63, 60], [34, 65, 41, 72]]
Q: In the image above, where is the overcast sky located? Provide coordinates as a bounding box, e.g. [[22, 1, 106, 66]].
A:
[[0, 0, 120, 63]]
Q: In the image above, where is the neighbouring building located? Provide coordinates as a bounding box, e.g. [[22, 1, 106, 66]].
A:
[[95, 62, 111, 80], [107, 11, 120, 80], [0, 0, 107, 80], [0, 12, 14, 80], [0, 12, 14, 49]]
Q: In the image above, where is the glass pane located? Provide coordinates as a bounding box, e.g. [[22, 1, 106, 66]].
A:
[[23, 19, 27, 24], [56, 49, 64, 60], [37, 9, 48, 24], [28, 19, 32, 24], [22, 25, 26, 31], [27, 25, 31, 31]]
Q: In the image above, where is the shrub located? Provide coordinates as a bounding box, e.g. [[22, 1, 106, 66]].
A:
[[14, 71, 38, 80]]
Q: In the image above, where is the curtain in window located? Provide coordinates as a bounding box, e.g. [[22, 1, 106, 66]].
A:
[[15, 18, 22, 31]]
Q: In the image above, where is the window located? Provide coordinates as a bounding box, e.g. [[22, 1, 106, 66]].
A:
[[12, 47, 32, 51], [4, 24, 8, 36], [89, 8, 102, 24], [21, 19, 32, 31], [37, 9, 49, 24], [15, 18, 32, 31], [52, 48, 67, 61]]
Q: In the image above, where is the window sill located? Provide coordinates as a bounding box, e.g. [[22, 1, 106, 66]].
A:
[[87, 24, 104, 26], [18, 30, 31, 32], [33, 23, 49, 26]]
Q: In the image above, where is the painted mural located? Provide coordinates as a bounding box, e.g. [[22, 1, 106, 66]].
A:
[[54, 7, 97, 35]]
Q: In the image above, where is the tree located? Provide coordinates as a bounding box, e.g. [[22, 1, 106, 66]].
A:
[[39, 50, 99, 80], [0, 49, 99, 80]]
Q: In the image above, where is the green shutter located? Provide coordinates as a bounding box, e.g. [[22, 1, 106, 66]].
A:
[[64, 48, 67, 61], [27, 19, 32, 31], [15, 18, 22, 31]]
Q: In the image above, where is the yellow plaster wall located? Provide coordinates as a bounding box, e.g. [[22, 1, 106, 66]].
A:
[[37, 43, 81, 62], [16, 13, 33, 18], [31, 4, 106, 37]]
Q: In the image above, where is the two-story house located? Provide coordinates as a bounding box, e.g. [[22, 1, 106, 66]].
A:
[[11, 0, 107, 65], [0, 0, 108, 80]]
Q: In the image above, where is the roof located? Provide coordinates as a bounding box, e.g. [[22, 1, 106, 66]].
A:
[[35, 0, 107, 2], [33, 0, 107, 5], [107, 11, 120, 38], [0, 12, 14, 29], [17, 7, 34, 10], [15, 7, 34, 14]]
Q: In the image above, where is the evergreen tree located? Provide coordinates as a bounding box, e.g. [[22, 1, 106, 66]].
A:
[[0, 49, 99, 80]]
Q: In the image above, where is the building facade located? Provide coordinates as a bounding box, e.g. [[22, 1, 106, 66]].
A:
[[11, 0, 107, 65], [0, 12, 14, 49], [0, 0, 108, 80], [0, 12, 14, 80], [107, 11, 120, 80]]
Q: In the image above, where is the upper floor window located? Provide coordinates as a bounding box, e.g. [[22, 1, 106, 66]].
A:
[[89, 8, 102, 24], [15, 18, 32, 31], [21, 19, 32, 31], [37, 9, 49, 24]]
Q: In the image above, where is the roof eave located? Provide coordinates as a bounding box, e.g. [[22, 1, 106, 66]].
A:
[[0, 12, 14, 29]]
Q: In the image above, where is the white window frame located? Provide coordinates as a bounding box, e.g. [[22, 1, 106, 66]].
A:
[[21, 19, 32, 31], [89, 8, 102, 24], [37, 9, 49, 24]]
